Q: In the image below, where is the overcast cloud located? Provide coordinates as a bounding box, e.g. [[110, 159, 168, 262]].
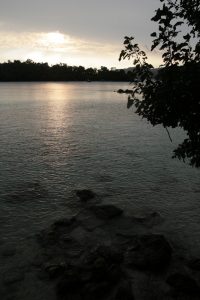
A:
[[0, 0, 162, 67]]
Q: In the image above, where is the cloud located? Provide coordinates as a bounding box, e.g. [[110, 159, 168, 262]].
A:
[[0, 0, 159, 44], [0, 28, 162, 68], [0, 30, 125, 66], [0, 30, 120, 53], [0, 0, 163, 67]]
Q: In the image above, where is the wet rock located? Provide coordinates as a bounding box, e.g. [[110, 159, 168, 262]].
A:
[[113, 279, 134, 300], [44, 262, 66, 279], [4, 269, 25, 285], [70, 226, 89, 244], [76, 189, 96, 201], [83, 281, 111, 300], [84, 245, 123, 285], [90, 204, 123, 219], [76, 210, 104, 231], [166, 273, 200, 295], [91, 256, 120, 283], [37, 228, 59, 247], [1, 245, 16, 257], [52, 216, 76, 229], [61, 238, 84, 258], [56, 266, 83, 298], [125, 234, 172, 271], [87, 244, 124, 266], [188, 258, 200, 271], [32, 254, 45, 267], [141, 212, 163, 227], [130, 212, 163, 229], [56, 245, 124, 300]]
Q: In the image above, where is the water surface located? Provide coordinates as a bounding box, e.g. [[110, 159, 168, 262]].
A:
[[0, 82, 199, 255]]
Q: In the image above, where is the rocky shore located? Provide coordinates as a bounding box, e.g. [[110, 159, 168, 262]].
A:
[[1, 190, 200, 300]]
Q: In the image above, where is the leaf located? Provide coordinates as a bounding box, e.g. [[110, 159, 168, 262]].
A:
[[151, 32, 157, 37], [127, 99, 134, 109], [151, 40, 159, 51], [174, 21, 184, 27], [183, 34, 190, 41]]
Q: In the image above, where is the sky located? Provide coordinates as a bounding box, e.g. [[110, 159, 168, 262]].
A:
[[0, 0, 163, 68]]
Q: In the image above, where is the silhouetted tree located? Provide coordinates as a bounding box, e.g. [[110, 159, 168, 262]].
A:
[[120, 0, 200, 167], [0, 61, 131, 82]]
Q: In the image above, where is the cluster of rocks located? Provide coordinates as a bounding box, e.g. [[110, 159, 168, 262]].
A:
[[32, 189, 200, 300], [117, 89, 133, 94], [2, 189, 200, 299]]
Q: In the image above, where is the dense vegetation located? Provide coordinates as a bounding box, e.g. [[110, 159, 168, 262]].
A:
[[0, 60, 133, 82], [120, 0, 200, 167]]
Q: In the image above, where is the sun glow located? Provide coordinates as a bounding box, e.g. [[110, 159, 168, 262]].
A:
[[0, 30, 162, 68], [40, 32, 66, 47]]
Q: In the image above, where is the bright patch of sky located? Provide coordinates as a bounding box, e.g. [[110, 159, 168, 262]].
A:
[[0, 0, 162, 68]]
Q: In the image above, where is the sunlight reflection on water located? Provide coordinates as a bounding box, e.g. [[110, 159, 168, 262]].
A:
[[0, 82, 199, 256]]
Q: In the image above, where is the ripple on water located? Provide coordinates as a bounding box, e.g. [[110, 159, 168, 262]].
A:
[[0, 82, 199, 256]]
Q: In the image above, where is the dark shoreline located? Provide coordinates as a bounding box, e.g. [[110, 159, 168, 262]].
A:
[[1, 190, 200, 300]]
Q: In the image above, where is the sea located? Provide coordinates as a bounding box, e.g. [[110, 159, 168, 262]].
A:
[[0, 82, 199, 256]]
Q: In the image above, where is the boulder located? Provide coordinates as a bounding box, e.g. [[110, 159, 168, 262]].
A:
[[56, 268, 83, 299], [166, 273, 200, 295], [90, 204, 123, 219], [52, 216, 76, 229], [87, 244, 123, 264], [56, 244, 124, 300], [37, 228, 59, 247], [188, 258, 200, 271], [4, 269, 25, 285], [114, 279, 134, 300], [125, 234, 172, 271], [1, 245, 16, 257], [76, 189, 96, 201], [76, 210, 104, 231], [44, 263, 66, 279], [83, 281, 112, 300]]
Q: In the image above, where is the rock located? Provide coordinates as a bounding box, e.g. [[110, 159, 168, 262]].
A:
[[52, 216, 76, 229], [141, 211, 163, 227], [188, 258, 200, 271], [4, 269, 25, 285], [87, 245, 123, 265], [56, 244, 124, 300], [114, 279, 134, 300], [166, 273, 200, 295], [84, 245, 123, 284], [37, 228, 59, 247], [130, 212, 163, 228], [32, 254, 44, 267], [76, 189, 95, 201], [83, 281, 111, 300], [70, 226, 89, 244], [59, 237, 83, 258], [56, 266, 83, 298], [76, 210, 104, 231], [1, 245, 16, 257], [91, 256, 120, 283], [44, 262, 66, 279], [125, 234, 172, 271], [90, 204, 123, 219]]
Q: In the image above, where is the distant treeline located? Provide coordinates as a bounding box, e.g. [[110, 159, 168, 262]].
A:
[[0, 60, 134, 82]]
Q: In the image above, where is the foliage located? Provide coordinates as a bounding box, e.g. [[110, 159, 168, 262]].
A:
[[119, 0, 200, 167], [0, 60, 131, 82]]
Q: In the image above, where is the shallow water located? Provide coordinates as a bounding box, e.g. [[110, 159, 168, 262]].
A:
[[0, 82, 199, 255]]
